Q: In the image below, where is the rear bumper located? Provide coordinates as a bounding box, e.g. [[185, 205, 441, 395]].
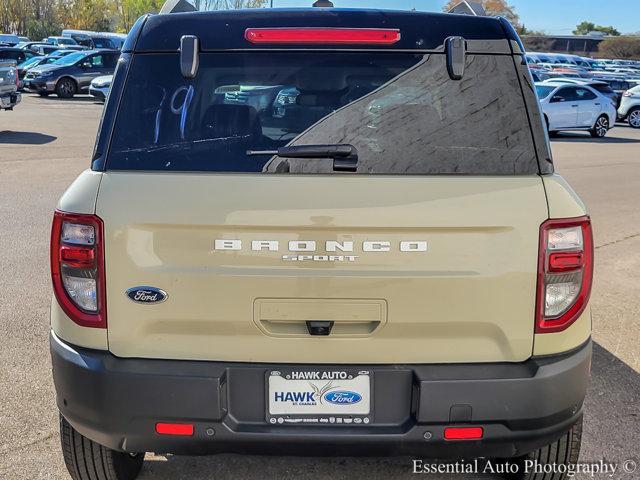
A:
[[51, 332, 591, 458], [24, 79, 53, 93]]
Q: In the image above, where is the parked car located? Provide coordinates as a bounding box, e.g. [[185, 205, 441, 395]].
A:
[[16, 54, 67, 88], [530, 70, 550, 82], [46, 36, 78, 46], [618, 85, 640, 128], [31, 44, 60, 56], [0, 34, 20, 46], [23, 49, 120, 98], [62, 30, 127, 50], [89, 74, 112, 101], [535, 81, 616, 137], [0, 59, 20, 110], [541, 78, 618, 107], [51, 9, 593, 480], [16, 41, 49, 51], [605, 79, 635, 100], [0, 46, 37, 65]]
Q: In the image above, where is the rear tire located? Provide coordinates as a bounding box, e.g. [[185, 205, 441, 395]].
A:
[[590, 115, 609, 138], [628, 107, 640, 129], [55, 77, 77, 98], [505, 417, 583, 480], [60, 415, 144, 480]]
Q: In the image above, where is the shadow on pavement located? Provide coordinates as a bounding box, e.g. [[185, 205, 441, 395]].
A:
[[138, 342, 639, 480], [551, 133, 640, 144], [26, 93, 97, 103], [0, 131, 56, 145]]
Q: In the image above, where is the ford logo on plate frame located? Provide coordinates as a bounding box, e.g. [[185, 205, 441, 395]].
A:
[[323, 391, 362, 405], [125, 286, 168, 304]]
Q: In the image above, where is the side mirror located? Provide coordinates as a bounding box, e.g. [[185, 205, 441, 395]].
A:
[[81, 61, 92, 69], [551, 96, 565, 103]]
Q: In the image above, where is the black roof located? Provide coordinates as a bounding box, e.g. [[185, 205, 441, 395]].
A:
[[126, 8, 516, 52]]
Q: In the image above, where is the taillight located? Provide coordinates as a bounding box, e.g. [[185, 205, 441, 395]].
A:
[[536, 216, 593, 333], [51, 210, 106, 328], [244, 28, 401, 45]]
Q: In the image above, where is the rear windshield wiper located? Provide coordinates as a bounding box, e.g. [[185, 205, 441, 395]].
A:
[[247, 144, 358, 172]]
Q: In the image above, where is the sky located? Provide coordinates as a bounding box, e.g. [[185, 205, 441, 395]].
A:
[[267, 0, 640, 35]]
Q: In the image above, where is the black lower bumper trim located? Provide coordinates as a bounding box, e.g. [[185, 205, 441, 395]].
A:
[[51, 333, 591, 458]]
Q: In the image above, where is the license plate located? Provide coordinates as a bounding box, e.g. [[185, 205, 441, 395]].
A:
[[267, 369, 372, 425]]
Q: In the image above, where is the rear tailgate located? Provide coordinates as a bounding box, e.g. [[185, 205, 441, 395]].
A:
[[98, 174, 546, 363], [96, 13, 550, 364]]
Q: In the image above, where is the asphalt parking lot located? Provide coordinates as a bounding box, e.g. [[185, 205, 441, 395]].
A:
[[0, 94, 638, 479]]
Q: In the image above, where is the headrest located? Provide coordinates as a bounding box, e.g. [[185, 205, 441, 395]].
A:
[[201, 104, 261, 139]]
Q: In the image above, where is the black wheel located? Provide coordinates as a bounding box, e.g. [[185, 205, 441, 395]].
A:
[[55, 77, 77, 98], [60, 415, 144, 480], [628, 107, 640, 129], [504, 417, 583, 480], [590, 115, 609, 138], [38, 92, 50, 97]]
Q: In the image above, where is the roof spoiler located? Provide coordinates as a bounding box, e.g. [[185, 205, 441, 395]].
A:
[[447, 1, 487, 16], [160, 0, 196, 14]]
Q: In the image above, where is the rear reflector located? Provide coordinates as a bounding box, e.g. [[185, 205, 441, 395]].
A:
[[444, 427, 484, 440], [245, 28, 401, 45], [155, 423, 194, 436]]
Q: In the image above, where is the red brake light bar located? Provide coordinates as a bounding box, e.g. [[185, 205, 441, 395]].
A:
[[244, 28, 401, 45]]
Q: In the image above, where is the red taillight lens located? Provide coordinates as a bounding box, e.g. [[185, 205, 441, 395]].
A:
[[155, 423, 194, 436], [536, 216, 593, 334], [444, 427, 483, 440], [548, 251, 583, 272], [60, 245, 96, 268], [51, 210, 106, 328], [244, 28, 401, 45]]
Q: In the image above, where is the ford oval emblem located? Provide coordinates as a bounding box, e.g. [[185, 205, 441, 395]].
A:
[[323, 391, 362, 405], [125, 286, 167, 304]]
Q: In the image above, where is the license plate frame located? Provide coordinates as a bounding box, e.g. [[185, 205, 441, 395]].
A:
[[266, 369, 373, 426]]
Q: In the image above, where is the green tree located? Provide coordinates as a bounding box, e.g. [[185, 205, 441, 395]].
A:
[[443, 0, 520, 28], [195, 0, 266, 9], [573, 21, 620, 36], [113, 0, 163, 32]]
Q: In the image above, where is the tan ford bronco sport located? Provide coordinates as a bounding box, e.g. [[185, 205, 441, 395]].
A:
[[50, 5, 593, 480]]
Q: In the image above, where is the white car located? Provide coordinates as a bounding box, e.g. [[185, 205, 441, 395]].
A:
[[535, 81, 616, 138], [618, 85, 640, 128], [88, 75, 112, 102]]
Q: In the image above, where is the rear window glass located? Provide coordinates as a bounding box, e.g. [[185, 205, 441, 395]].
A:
[[106, 52, 538, 175], [535, 85, 554, 99]]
